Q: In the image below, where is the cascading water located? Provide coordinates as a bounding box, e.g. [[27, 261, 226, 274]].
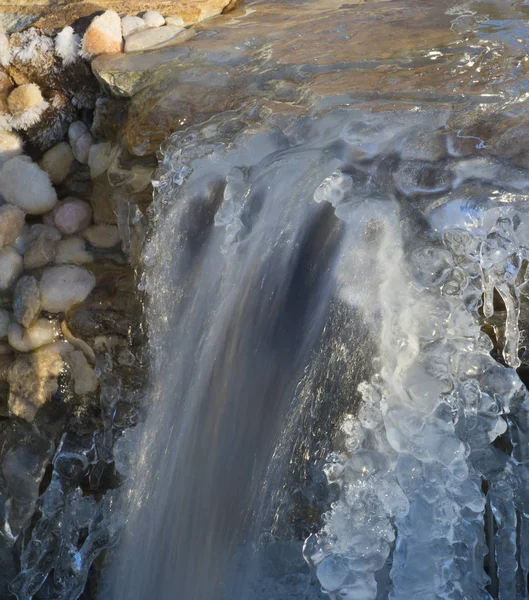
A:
[[104, 1, 529, 599]]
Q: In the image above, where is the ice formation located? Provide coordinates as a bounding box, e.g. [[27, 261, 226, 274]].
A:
[[303, 123, 529, 599]]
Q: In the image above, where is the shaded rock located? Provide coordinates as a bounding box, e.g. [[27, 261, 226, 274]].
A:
[[7, 28, 56, 89], [38, 142, 74, 185], [65, 350, 98, 395], [81, 10, 123, 58], [13, 275, 40, 328], [122, 15, 147, 37], [24, 225, 61, 269], [142, 11, 165, 28], [0, 204, 25, 249], [40, 265, 96, 313], [83, 224, 121, 249], [8, 319, 59, 352], [54, 198, 93, 235], [90, 95, 128, 140], [8, 348, 63, 421], [125, 25, 185, 53], [0, 247, 22, 291], [0, 156, 57, 214], [55, 237, 93, 265], [0, 308, 11, 339], [0, 130, 22, 166]]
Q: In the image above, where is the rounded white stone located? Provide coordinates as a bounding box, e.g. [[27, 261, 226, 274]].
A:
[[38, 142, 74, 185], [124, 26, 184, 53], [0, 247, 22, 291], [0, 204, 25, 249], [142, 11, 166, 28], [55, 236, 93, 265], [0, 130, 23, 167], [73, 131, 95, 165], [122, 15, 147, 37], [54, 198, 93, 235], [40, 265, 96, 313], [83, 224, 121, 249], [88, 142, 114, 178], [165, 16, 185, 28], [0, 156, 57, 214], [8, 319, 59, 352]]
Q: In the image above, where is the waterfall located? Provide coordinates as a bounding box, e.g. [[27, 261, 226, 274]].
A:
[[109, 101, 529, 599]]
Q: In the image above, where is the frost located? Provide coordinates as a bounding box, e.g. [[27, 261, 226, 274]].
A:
[[55, 26, 80, 65]]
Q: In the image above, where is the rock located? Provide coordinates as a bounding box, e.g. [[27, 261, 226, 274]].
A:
[[68, 121, 94, 164], [7, 83, 49, 130], [0, 156, 57, 214], [125, 26, 185, 53], [55, 26, 80, 66], [165, 16, 185, 28], [88, 142, 114, 178], [142, 11, 166, 28], [0, 248, 22, 291], [81, 10, 123, 59], [8, 348, 63, 421], [53, 198, 92, 235], [40, 265, 96, 313], [13, 275, 40, 328], [24, 225, 61, 269], [0, 204, 25, 249], [55, 236, 93, 265], [83, 224, 121, 249], [38, 142, 74, 185], [0, 130, 22, 167], [0, 309, 11, 339], [8, 319, 59, 352], [0, 30, 9, 67], [65, 350, 98, 395], [122, 15, 147, 37]]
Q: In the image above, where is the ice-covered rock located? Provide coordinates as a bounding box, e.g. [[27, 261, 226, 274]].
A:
[[0, 156, 57, 214], [40, 265, 96, 313], [0, 130, 22, 167], [125, 26, 185, 53], [54, 198, 92, 235], [13, 275, 40, 328], [122, 16, 147, 37], [8, 319, 59, 352], [81, 11, 123, 58], [24, 225, 61, 269], [38, 142, 74, 185], [55, 236, 93, 265], [68, 121, 94, 164], [83, 224, 121, 249], [8, 348, 63, 420], [65, 350, 98, 395], [0, 204, 25, 249], [88, 142, 114, 178], [0, 247, 22, 291], [7, 84, 49, 130], [142, 11, 166, 28], [55, 26, 80, 66]]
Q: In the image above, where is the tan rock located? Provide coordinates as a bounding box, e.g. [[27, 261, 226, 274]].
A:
[[0, 204, 24, 249], [83, 224, 121, 249], [13, 275, 41, 328], [82, 10, 123, 58], [125, 26, 185, 53], [38, 142, 74, 185], [24, 225, 61, 270], [8, 348, 63, 421]]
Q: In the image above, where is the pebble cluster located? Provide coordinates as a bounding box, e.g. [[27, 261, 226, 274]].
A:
[[0, 19, 144, 423]]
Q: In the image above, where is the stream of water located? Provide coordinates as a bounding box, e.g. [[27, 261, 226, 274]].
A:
[[108, 1, 529, 599]]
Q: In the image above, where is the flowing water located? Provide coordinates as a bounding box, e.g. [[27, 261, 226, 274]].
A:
[[109, 0, 529, 598]]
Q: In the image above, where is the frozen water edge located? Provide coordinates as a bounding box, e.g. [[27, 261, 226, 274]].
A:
[[305, 164, 529, 598]]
